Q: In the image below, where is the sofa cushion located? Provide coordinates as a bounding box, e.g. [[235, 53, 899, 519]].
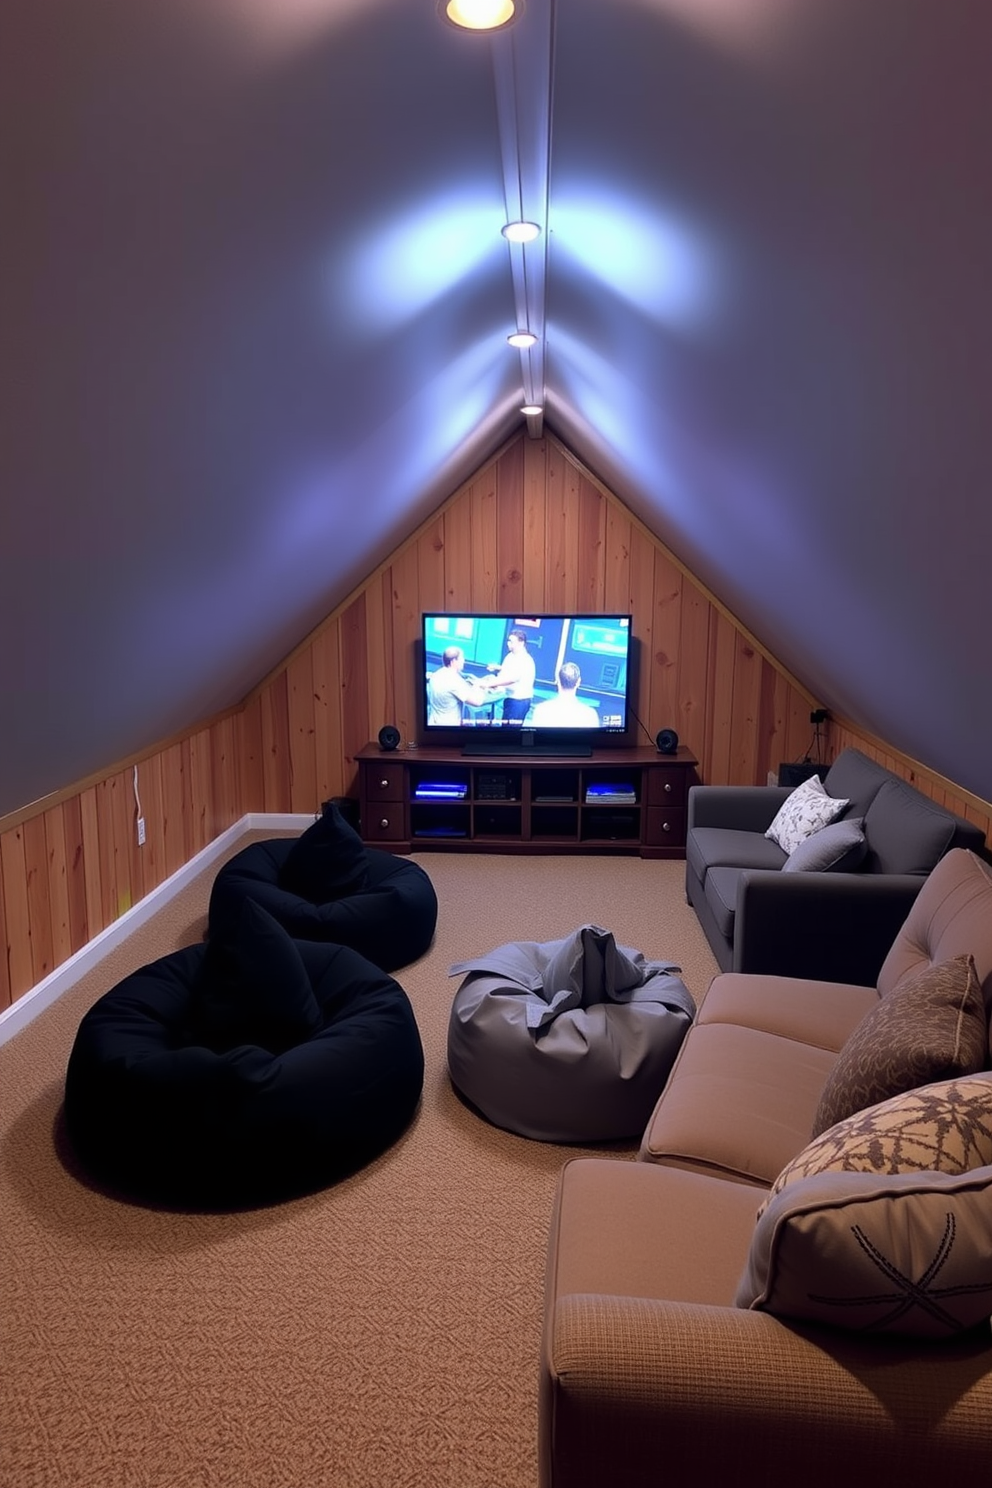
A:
[[702, 866, 745, 940], [781, 817, 867, 873], [639, 1022, 837, 1185], [811, 954, 987, 1137], [736, 1074, 992, 1338], [861, 778, 957, 876], [686, 826, 785, 884], [765, 776, 849, 855], [822, 747, 892, 819]]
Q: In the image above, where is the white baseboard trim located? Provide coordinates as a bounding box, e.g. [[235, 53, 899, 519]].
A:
[[0, 812, 314, 1048]]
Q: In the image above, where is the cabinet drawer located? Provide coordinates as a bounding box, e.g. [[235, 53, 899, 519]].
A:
[[364, 805, 405, 841], [644, 805, 686, 847], [646, 768, 689, 807], [363, 763, 405, 801]]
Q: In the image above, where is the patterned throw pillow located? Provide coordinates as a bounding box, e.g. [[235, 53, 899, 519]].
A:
[[764, 776, 849, 855], [764, 1076, 992, 1215], [737, 1074, 992, 1337], [812, 954, 987, 1138]]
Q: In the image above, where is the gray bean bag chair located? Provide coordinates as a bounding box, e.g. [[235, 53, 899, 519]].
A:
[[446, 925, 695, 1142], [207, 805, 438, 973]]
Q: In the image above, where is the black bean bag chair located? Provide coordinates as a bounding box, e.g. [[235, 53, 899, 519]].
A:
[[207, 806, 437, 973], [64, 899, 425, 1207]]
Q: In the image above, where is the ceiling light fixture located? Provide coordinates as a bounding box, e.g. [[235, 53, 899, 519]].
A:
[[501, 220, 541, 243], [490, 0, 554, 439], [440, 0, 523, 33], [507, 330, 538, 348]]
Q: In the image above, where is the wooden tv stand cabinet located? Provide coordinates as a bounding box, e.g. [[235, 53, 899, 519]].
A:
[[356, 743, 698, 858]]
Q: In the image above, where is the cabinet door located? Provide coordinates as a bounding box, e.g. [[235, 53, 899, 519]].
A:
[[644, 805, 686, 848], [645, 766, 688, 807], [364, 762, 406, 802]]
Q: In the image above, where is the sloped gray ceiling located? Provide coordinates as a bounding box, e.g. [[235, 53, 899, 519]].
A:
[[1, 0, 990, 819]]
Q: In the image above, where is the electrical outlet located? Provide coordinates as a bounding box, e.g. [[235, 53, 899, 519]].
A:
[[137, 816, 146, 846]]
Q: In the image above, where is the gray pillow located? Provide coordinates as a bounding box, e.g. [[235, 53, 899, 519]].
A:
[[781, 817, 866, 873]]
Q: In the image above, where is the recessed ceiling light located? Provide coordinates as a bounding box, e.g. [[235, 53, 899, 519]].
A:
[[502, 220, 541, 243], [520, 404, 543, 416], [507, 330, 538, 348], [440, 0, 523, 32]]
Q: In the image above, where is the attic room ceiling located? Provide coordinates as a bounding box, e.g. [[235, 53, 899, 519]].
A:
[[2, 0, 991, 818]]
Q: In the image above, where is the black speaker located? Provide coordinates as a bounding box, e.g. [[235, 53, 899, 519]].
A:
[[377, 724, 401, 752], [655, 727, 679, 755]]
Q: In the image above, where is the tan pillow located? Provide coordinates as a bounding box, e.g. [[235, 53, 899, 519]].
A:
[[737, 1074, 992, 1337], [763, 1074, 992, 1216], [811, 954, 987, 1138]]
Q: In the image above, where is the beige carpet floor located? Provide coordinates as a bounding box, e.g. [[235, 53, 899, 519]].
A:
[[1, 842, 718, 1488]]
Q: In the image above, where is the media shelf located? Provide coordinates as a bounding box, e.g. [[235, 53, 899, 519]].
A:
[[356, 743, 698, 858]]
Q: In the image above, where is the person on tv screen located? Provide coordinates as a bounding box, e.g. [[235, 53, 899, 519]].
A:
[[427, 646, 489, 725], [481, 627, 536, 725], [531, 662, 600, 728]]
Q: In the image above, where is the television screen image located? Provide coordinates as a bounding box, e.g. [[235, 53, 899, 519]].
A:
[[421, 614, 632, 742]]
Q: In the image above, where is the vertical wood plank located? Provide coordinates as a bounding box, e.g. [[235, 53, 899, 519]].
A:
[[0, 856, 9, 1009], [575, 476, 606, 611], [442, 497, 476, 613], [522, 440, 548, 613], [260, 671, 291, 812], [496, 439, 525, 615], [44, 805, 73, 971], [470, 466, 498, 610], [22, 814, 54, 985], [647, 548, 683, 742], [675, 582, 711, 769], [1, 826, 32, 1001], [708, 612, 738, 784], [727, 633, 763, 785], [186, 732, 212, 855], [388, 548, 422, 743], [340, 592, 371, 768], [312, 624, 344, 802], [210, 715, 240, 832], [237, 696, 265, 815], [287, 649, 318, 814], [61, 792, 89, 954]]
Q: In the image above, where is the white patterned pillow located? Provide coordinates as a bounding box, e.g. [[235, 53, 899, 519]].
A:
[[765, 776, 849, 855]]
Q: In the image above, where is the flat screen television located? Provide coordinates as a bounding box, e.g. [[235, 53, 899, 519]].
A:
[[420, 612, 633, 756]]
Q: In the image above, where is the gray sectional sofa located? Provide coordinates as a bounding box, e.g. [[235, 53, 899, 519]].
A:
[[686, 747, 986, 983]]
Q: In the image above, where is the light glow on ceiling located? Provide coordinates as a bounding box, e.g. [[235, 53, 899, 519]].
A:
[[338, 190, 500, 331], [551, 190, 721, 330]]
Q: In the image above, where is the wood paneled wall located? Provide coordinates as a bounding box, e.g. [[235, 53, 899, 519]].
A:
[[2, 432, 990, 1011], [241, 434, 826, 813]]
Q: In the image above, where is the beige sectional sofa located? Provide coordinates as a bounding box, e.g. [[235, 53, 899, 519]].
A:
[[540, 848, 992, 1487]]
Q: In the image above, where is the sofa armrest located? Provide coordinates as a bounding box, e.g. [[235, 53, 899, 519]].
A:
[[541, 1292, 992, 1488], [732, 870, 925, 983], [688, 785, 791, 833]]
